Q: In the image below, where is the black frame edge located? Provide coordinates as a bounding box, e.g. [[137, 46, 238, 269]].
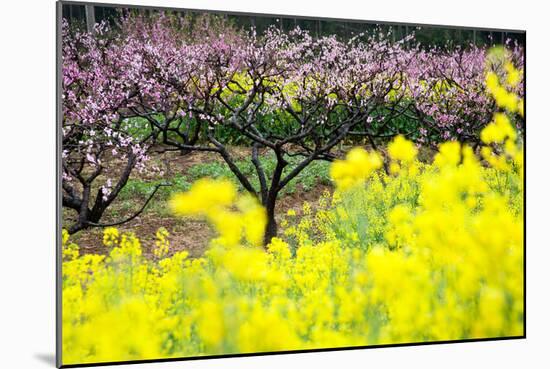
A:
[[56, 1, 64, 367]]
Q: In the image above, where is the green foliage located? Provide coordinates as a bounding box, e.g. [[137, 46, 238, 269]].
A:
[[114, 151, 330, 220], [187, 152, 331, 195], [120, 117, 153, 141], [362, 107, 425, 142]]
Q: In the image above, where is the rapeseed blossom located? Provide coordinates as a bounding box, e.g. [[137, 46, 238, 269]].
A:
[[153, 227, 170, 258], [330, 147, 382, 190], [102, 227, 119, 247], [169, 179, 266, 247], [481, 113, 517, 144], [169, 178, 236, 216], [388, 135, 418, 163], [62, 126, 523, 364]]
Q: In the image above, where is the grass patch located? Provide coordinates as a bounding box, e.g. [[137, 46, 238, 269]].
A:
[[115, 152, 332, 218]]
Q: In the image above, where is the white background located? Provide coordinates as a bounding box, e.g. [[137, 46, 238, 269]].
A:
[[0, 0, 548, 368]]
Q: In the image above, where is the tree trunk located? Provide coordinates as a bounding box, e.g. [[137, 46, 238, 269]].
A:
[[263, 201, 278, 246], [68, 221, 86, 235], [262, 151, 287, 246]]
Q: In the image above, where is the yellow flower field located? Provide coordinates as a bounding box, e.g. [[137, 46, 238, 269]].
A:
[[62, 117, 523, 364]]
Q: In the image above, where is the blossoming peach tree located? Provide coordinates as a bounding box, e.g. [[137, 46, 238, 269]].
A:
[[407, 41, 524, 145], [61, 20, 163, 233], [61, 13, 524, 243], [126, 23, 437, 244]]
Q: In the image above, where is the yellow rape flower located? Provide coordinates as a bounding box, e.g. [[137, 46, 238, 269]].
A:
[[330, 147, 382, 190], [505, 61, 521, 87], [103, 227, 119, 247], [434, 141, 461, 167], [169, 178, 236, 216], [388, 135, 418, 163], [153, 227, 170, 258], [267, 237, 292, 260], [236, 194, 267, 246], [481, 112, 517, 144], [170, 179, 266, 247]]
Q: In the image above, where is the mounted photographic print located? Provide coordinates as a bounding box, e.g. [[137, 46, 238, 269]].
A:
[[57, 1, 525, 367]]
